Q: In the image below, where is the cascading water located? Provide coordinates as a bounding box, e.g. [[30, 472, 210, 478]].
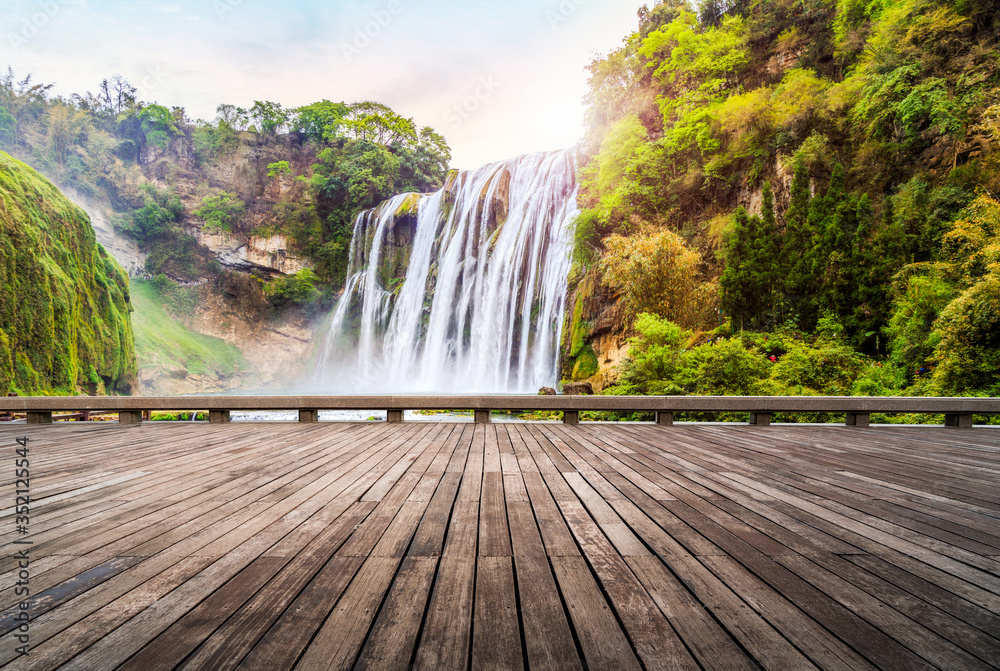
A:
[[313, 149, 579, 393]]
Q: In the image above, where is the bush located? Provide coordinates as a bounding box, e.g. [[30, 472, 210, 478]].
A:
[[677, 337, 770, 395], [195, 191, 245, 233], [264, 269, 321, 311]]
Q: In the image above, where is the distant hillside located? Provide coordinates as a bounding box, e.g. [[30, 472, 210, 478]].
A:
[[0, 151, 136, 394]]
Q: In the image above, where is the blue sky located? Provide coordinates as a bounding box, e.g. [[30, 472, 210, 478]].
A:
[[3, 0, 648, 167]]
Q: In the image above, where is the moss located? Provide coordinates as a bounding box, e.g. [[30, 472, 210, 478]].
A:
[[572, 345, 600, 380], [394, 192, 421, 218], [567, 275, 595, 357], [0, 151, 137, 395], [0, 329, 12, 391]]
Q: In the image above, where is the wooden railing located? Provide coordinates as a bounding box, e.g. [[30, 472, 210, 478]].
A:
[[2, 395, 998, 427]]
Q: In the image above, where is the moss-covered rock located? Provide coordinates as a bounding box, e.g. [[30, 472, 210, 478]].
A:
[[0, 151, 137, 395], [394, 192, 422, 218], [571, 345, 600, 380], [568, 275, 596, 358]]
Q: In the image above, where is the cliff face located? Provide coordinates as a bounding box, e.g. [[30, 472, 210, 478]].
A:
[[0, 152, 137, 395]]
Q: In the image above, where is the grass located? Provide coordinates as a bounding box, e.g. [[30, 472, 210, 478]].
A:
[[130, 279, 249, 380]]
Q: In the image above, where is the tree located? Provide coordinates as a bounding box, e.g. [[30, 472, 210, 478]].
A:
[[249, 101, 290, 135], [216, 103, 250, 131], [98, 75, 136, 116], [720, 185, 780, 330], [137, 104, 179, 151], [343, 102, 417, 147], [294, 100, 349, 143], [600, 227, 703, 326]]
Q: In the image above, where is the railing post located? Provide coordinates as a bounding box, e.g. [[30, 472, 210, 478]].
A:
[[209, 410, 231, 424], [119, 411, 143, 424], [749, 412, 771, 426], [387, 410, 403, 423], [298, 409, 319, 423], [945, 413, 973, 428], [474, 409, 491, 424], [656, 411, 673, 426], [27, 411, 52, 425], [563, 411, 579, 425], [846, 412, 869, 427]]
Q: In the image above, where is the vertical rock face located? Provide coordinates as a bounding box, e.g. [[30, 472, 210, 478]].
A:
[[314, 150, 579, 393], [61, 186, 147, 275], [189, 228, 312, 275], [0, 152, 137, 395]]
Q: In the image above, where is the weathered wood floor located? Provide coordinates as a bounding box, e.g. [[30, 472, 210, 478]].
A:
[[1, 421, 999, 670]]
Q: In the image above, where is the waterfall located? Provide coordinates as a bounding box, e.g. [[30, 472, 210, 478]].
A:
[[313, 149, 579, 393]]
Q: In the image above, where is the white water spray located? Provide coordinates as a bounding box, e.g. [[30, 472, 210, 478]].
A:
[[314, 150, 578, 392]]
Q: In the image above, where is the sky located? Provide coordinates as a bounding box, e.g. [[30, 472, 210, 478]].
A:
[[2, 0, 648, 168]]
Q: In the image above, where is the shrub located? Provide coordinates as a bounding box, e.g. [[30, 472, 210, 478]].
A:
[[264, 269, 321, 310], [195, 191, 245, 233]]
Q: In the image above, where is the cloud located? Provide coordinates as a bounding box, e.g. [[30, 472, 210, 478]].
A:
[[2, 0, 646, 168]]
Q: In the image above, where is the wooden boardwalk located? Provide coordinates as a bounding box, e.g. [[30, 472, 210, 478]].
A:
[[1, 421, 999, 670]]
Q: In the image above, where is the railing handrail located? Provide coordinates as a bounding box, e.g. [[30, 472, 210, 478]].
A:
[[1, 394, 998, 413], [4, 394, 997, 428]]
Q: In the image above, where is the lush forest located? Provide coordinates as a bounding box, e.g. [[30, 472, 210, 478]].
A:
[[0, 71, 450, 287], [568, 0, 1000, 402], [0, 151, 136, 395]]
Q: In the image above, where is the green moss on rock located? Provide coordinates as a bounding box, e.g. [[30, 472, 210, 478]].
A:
[[567, 275, 595, 357], [394, 192, 422, 218], [0, 151, 137, 395], [572, 345, 599, 380]]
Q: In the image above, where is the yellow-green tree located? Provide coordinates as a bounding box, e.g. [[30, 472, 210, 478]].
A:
[[599, 227, 708, 327]]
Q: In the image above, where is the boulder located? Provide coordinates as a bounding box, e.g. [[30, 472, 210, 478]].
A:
[[538, 387, 557, 395], [563, 382, 594, 396]]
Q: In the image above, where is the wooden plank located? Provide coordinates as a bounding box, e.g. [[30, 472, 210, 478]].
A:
[[472, 556, 523, 671], [519, 471, 579, 557], [407, 472, 462, 557], [294, 556, 401, 670], [117, 556, 288, 671], [624, 555, 760, 671], [236, 556, 364, 670], [412, 556, 475, 671], [699, 554, 878, 671], [507, 501, 582, 671], [550, 555, 642, 671], [0, 556, 214, 670], [777, 554, 999, 669], [354, 556, 438, 671], [479, 471, 512, 557], [173, 503, 377, 670], [665, 498, 933, 670]]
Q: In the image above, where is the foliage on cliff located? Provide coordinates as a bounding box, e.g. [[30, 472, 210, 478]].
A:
[[0, 71, 450, 287], [573, 0, 1000, 397], [0, 151, 136, 394]]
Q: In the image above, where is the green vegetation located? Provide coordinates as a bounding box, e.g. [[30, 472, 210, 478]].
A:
[[194, 191, 246, 233], [575, 0, 1000, 404], [130, 279, 248, 381], [263, 268, 322, 312], [0, 151, 136, 395], [0, 72, 451, 290]]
